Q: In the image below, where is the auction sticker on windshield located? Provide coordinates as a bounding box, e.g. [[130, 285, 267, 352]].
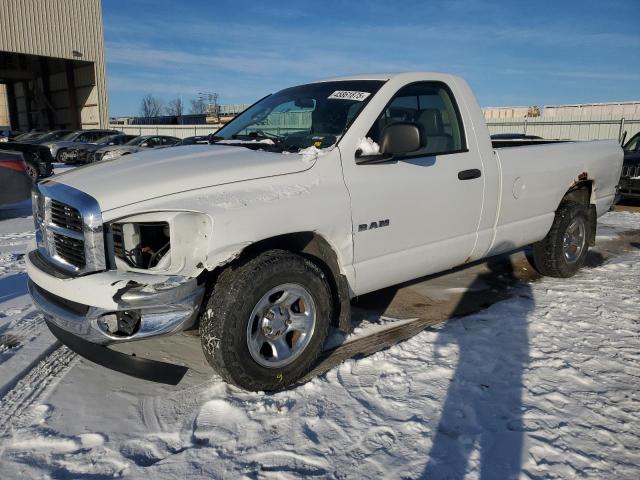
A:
[[328, 91, 371, 101]]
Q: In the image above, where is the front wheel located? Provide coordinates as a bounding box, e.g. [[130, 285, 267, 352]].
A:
[[199, 250, 332, 391], [527, 201, 590, 278]]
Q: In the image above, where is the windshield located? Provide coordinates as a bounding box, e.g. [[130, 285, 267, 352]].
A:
[[35, 130, 72, 142], [125, 136, 146, 146], [95, 134, 120, 144], [214, 80, 385, 151], [15, 131, 46, 141], [60, 131, 80, 141]]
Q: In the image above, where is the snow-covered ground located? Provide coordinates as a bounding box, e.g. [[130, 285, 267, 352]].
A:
[[0, 198, 638, 478]]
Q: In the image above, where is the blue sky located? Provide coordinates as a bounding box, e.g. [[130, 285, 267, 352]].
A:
[[103, 0, 640, 117]]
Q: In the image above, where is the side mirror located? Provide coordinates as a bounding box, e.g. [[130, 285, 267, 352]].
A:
[[380, 122, 423, 155], [141, 142, 150, 148], [356, 122, 424, 165]]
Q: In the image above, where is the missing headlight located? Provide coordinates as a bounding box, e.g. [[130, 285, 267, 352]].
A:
[[111, 221, 170, 269]]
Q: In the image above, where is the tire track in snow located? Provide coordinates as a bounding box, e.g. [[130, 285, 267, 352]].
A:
[[0, 344, 76, 436]]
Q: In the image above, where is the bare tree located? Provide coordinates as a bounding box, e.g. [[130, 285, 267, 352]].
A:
[[139, 94, 164, 117], [165, 97, 184, 116], [189, 98, 207, 114]]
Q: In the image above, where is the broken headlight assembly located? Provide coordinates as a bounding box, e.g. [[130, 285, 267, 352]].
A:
[[106, 212, 212, 275], [110, 221, 171, 270]]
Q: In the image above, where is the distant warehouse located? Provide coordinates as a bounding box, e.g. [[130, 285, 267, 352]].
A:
[[542, 101, 640, 119], [484, 101, 640, 120], [0, 0, 108, 131]]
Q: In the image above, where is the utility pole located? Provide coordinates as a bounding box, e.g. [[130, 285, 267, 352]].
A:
[[198, 91, 219, 122]]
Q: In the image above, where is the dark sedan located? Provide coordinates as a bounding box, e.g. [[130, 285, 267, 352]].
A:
[[64, 133, 138, 165], [0, 141, 53, 181], [619, 132, 640, 200], [20, 129, 74, 145], [0, 150, 32, 208], [0, 128, 24, 142]]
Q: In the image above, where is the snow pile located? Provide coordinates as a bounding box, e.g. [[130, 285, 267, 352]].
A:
[[357, 137, 381, 156], [0, 209, 639, 478], [298, 145, 333, 163], [194, 178, 321, 211]]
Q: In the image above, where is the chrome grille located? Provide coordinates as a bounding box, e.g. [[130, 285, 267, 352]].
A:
[[33, 182, 105, 275], [622, 165, 640, 178], [52, 232, 86, 267], [50, 199, 83, 232]]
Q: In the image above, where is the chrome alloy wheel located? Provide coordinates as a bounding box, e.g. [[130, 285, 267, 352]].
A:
[[246, 283, 317, 368], [563, 217, 586, 264]]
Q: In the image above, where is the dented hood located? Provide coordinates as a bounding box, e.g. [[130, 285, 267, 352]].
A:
[[54, 145, 314, 212]]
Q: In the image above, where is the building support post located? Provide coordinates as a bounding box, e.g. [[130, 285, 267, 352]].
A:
[[6, 82, 19, 130], [39, 57, 55, 129], [65, 61, 80, 129]]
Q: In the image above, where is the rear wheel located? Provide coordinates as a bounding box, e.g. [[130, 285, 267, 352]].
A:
[[199, 250, 332, 391], [527, 201, 590, 277]]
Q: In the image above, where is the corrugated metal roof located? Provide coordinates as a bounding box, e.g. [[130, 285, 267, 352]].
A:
[[0, 0, 108, 127], [0, 0, 103, 61]]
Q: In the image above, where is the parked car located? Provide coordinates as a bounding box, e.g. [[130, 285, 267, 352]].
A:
[[64, 134, 138, 165], [26, 72, 622, 391], [174, 135, 211, 146], [95, 135, 181, 161], [0, 141, 54, 180], [12, 130, 47, 143], [43, 129, 121, 161], [24, 129, 75, 145], [0, 128, 24, 143], [619, 131, 640, 200], [0, 150, 32, 207]]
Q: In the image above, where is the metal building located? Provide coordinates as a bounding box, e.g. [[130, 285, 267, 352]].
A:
[[0, 0, 108, 130], [542, 101, 640, 119]]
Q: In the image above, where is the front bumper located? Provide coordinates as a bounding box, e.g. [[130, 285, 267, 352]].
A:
[[618, 176, 640, 199], [27, 250, 205, 345]]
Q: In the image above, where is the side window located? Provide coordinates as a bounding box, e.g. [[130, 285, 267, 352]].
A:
[[625, 134, 640, 152], [76, 133, 92, 142], [367, 82, 466, 156]]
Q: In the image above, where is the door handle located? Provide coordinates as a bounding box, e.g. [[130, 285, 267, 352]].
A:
[[458, 168, 482, 180]]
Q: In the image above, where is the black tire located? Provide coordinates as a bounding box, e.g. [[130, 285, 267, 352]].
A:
[[527, 201, 590, 278], [199, 250, 332, 391]]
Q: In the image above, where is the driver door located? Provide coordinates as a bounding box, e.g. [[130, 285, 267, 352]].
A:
[[341, 81, 485, 295]]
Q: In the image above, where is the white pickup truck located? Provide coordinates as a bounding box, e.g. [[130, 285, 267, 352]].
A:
[[27, 72, 623, 391]]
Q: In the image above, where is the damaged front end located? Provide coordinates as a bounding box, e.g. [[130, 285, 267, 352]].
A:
[[27, 271, 205, 345], [27, 182, 212, 346]]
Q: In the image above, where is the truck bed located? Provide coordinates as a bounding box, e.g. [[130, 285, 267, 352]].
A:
[[491, 139, 569, 148]]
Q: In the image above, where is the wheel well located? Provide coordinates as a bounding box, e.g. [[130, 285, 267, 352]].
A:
[[204, 232, 352, 333], [560, 180, 597, 246], [562, 180, 593, 205]]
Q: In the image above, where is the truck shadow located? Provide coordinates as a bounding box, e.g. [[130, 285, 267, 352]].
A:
[[0, 272, 28, 303], [420, 256, 532, 479], [0, 199, 32, 221]]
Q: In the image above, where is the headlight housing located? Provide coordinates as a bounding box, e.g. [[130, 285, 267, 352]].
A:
[[103, 149, 124, 160], [112, 221, 170, 270], [107, 212, 212, 276]]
